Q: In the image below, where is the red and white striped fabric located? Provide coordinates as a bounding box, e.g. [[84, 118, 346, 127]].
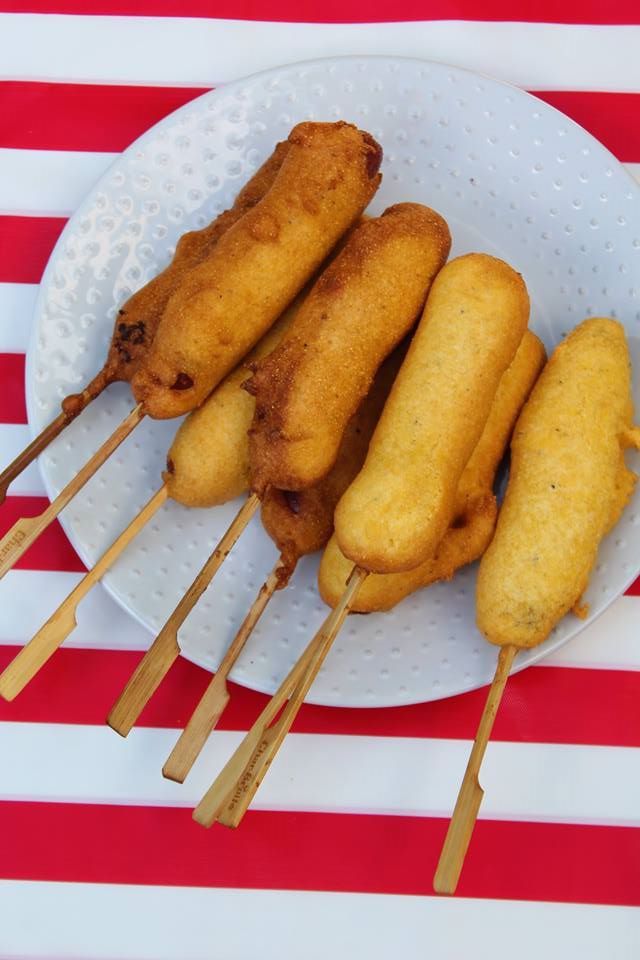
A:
[[1, 4, 639, 957]]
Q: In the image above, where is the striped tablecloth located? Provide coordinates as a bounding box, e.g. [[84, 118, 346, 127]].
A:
[[0, 3, 639, 957]]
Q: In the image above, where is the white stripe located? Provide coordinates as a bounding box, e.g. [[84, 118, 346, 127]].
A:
[[0, 284, 37, 353], [0, 425, 45, 496], [544, 595, 640, 672], [0, 881, 638, 960], [0, 570, 151, 649], [0, 148, 115, 216], [1, 722, 638, 825], [1, 17, 640, 91]]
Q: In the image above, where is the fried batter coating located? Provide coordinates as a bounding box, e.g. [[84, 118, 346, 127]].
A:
[[261, 347, 404, 586], [61, 142, 288, 419], [477, 317, 640, 649], [163, 302, 297, 508], [132, 121, 383, 420], [335, 253, 530, 574], [246, 203, 451, 494], [319, 331, 546, 610]]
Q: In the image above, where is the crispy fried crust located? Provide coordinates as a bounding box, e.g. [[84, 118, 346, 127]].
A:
[[245, 203, 451, 494], [163, 303, 297, 508], [131, 122, 383, 419], [334, 253, 530, 573], [477, 317, 640, 649], [61, 141, 289, 418], [319, 331, 546, 610], [260, 346, 405, 586]]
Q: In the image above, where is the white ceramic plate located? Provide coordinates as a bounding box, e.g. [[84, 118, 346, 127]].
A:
[[26, 55, 640, 707]]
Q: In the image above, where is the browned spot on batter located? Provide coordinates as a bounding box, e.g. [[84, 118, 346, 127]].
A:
[[362, 131, 383, 178], [116, 320, 147, 346], [451, 513, 468, 530], [283, 491, 301, 515], [166, 457, 175, 474], [248, 211, 280, 243], [171, 372, 194, 391], [242, 372, 258, 396]]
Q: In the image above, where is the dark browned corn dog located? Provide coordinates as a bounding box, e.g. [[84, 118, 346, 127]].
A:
[[246, 203, 451, 495], [260, 347, 405, 585]]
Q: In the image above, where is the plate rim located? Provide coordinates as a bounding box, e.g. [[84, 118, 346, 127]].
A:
[[25, 52, 640, 707]]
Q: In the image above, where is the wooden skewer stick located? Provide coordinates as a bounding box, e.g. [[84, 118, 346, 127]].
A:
[[191, 617, 330, 828], [162, 559, 286, 783], [0, 403, 145, 581], [0, 411, 70, 506], [107, 492, 260, 737], [193, 565, 367, 829], [433, 644, 517, 895], [0, 485, 168, 702]]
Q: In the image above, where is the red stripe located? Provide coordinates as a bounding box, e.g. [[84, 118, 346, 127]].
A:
[[1, 643, 639, 747], [0, 801, 638, 904], [0, 216, 67, 284], [0, 354, 27, 423], [533, 91, 640, 162], [0, 82, 209, 153], [625, 575, 640, 595], [1, 84, 640, 161], [0, 0, 637, 24], [0, 498, 85, 573]]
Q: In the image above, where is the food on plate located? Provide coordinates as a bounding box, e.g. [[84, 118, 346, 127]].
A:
[[0, 306, 296, 702], [108, 198, 451, 737], [319, 330, 546, 611], [131, 121, 383, 419], [477, 317, 640, 648], [192, 251, 535, 831], [0, 138, 289, 502], [334, 253, 530, 574], [163, 306, 295, 508], [0, 121, 382, 581], [246, 202, 451, 494], [160, 346, 404, 784]]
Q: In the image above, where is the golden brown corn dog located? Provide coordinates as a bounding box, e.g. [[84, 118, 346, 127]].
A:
[[61, 142, 289, 419], [246, 203, 451, 494], [335, 253, 530, 574], [319, 331, 546, 610], [163, 303, 296, 508], [477, 317, 640, 649], [261, 346, 405, 585], [132, 121, 383, 420]]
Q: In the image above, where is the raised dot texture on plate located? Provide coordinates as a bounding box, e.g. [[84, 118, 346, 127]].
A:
[[26, 55, 640, 708]]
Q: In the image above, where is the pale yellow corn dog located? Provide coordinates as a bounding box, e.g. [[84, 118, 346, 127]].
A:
[[334, 253, 530, 574], [319, 331, 546, 610], [477, 317, 640, 649]]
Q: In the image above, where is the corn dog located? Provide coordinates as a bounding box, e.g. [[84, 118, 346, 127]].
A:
[[477, 317, 640, 649], [163, 305, 296, 508], [61, 141, 289, 420], [335, 253, 530, 574], [261, 346, 404, 584], [132, 121, 383, 420], [319, 331, 546, 610], [246, 203, 451, 494]]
